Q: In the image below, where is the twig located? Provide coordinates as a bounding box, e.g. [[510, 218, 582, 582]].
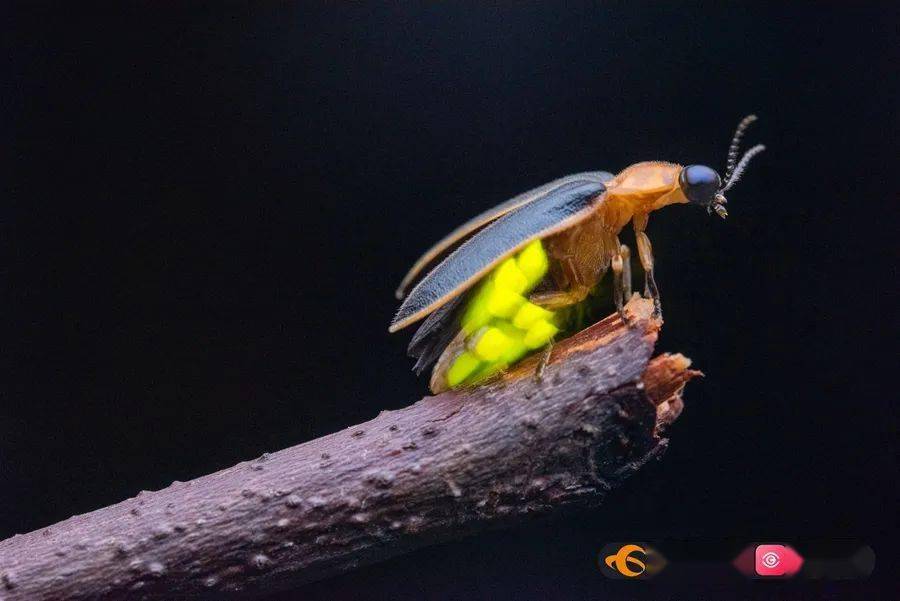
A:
[[0, 297, 698, 599]]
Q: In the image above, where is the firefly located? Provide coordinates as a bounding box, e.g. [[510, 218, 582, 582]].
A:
[[390, 115, 765, 392]]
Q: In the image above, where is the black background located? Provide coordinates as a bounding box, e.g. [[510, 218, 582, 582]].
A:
[[2, 3, 897, 599]]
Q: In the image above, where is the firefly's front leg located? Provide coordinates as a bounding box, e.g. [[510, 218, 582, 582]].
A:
[[633, 215, 661, 318]]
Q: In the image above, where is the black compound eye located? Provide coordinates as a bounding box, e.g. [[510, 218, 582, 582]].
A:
[[679, 165, 722, 206]]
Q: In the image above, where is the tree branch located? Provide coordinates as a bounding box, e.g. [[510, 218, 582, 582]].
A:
[[0, 297, 698, 599]]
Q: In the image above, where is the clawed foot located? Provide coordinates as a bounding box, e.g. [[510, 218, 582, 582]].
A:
[[618, 306, 635, 328]]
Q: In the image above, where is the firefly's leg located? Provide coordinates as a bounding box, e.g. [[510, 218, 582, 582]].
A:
[[535, 338, 555, 382], [529, 285, 588, 384], [633, 215, 661, 317], [620, 244, 632, 301], [611, 244, 634, 325], [611, 253, 625, 319], [528, 285, 591, 311]]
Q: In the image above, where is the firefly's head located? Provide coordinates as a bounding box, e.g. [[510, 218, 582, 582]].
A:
[[679, 164, 725, 216], [680, 115, 766, 219]]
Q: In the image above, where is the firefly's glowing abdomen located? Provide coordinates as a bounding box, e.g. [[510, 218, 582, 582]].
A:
[[445, 240, 559, 388]]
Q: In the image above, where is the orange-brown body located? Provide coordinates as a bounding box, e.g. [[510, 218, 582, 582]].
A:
[[537, 161, 688, 310]]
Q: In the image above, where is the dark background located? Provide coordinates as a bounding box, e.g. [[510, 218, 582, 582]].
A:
[[2, 3, 896, 599]]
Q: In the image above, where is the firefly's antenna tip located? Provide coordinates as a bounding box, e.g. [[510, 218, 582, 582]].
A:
[[721, 115, 765, 192], [722, 143, 766, 192], [723, 114, 759, 183]]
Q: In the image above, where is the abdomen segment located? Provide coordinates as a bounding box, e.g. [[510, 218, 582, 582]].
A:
[[433, 240, 560, 390]]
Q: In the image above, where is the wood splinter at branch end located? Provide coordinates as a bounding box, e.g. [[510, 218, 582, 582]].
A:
[[0, 296, 699, 600]]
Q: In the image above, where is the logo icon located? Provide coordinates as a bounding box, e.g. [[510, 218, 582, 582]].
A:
[[604, 544, 648, 577], [760, 550, 781, 570], [754, 544, 804, 577], [599, 542, 665, 579]]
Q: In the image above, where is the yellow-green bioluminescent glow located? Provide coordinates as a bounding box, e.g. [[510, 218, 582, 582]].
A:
[[446, 240, 558, 387]]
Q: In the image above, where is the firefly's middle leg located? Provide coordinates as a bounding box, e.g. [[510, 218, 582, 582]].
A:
[[621, 244, 632, 300], [611, 243, 634, 325]]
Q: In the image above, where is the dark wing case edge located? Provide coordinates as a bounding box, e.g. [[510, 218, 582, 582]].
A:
[[390, 179, 607, 332]]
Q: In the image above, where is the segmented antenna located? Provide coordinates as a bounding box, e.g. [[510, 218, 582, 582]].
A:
[[723, 114, 758, 183], [722, 143, 766, 192]]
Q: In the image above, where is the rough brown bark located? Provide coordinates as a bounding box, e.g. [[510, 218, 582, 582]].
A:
[[0, 297, 698, 600]]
